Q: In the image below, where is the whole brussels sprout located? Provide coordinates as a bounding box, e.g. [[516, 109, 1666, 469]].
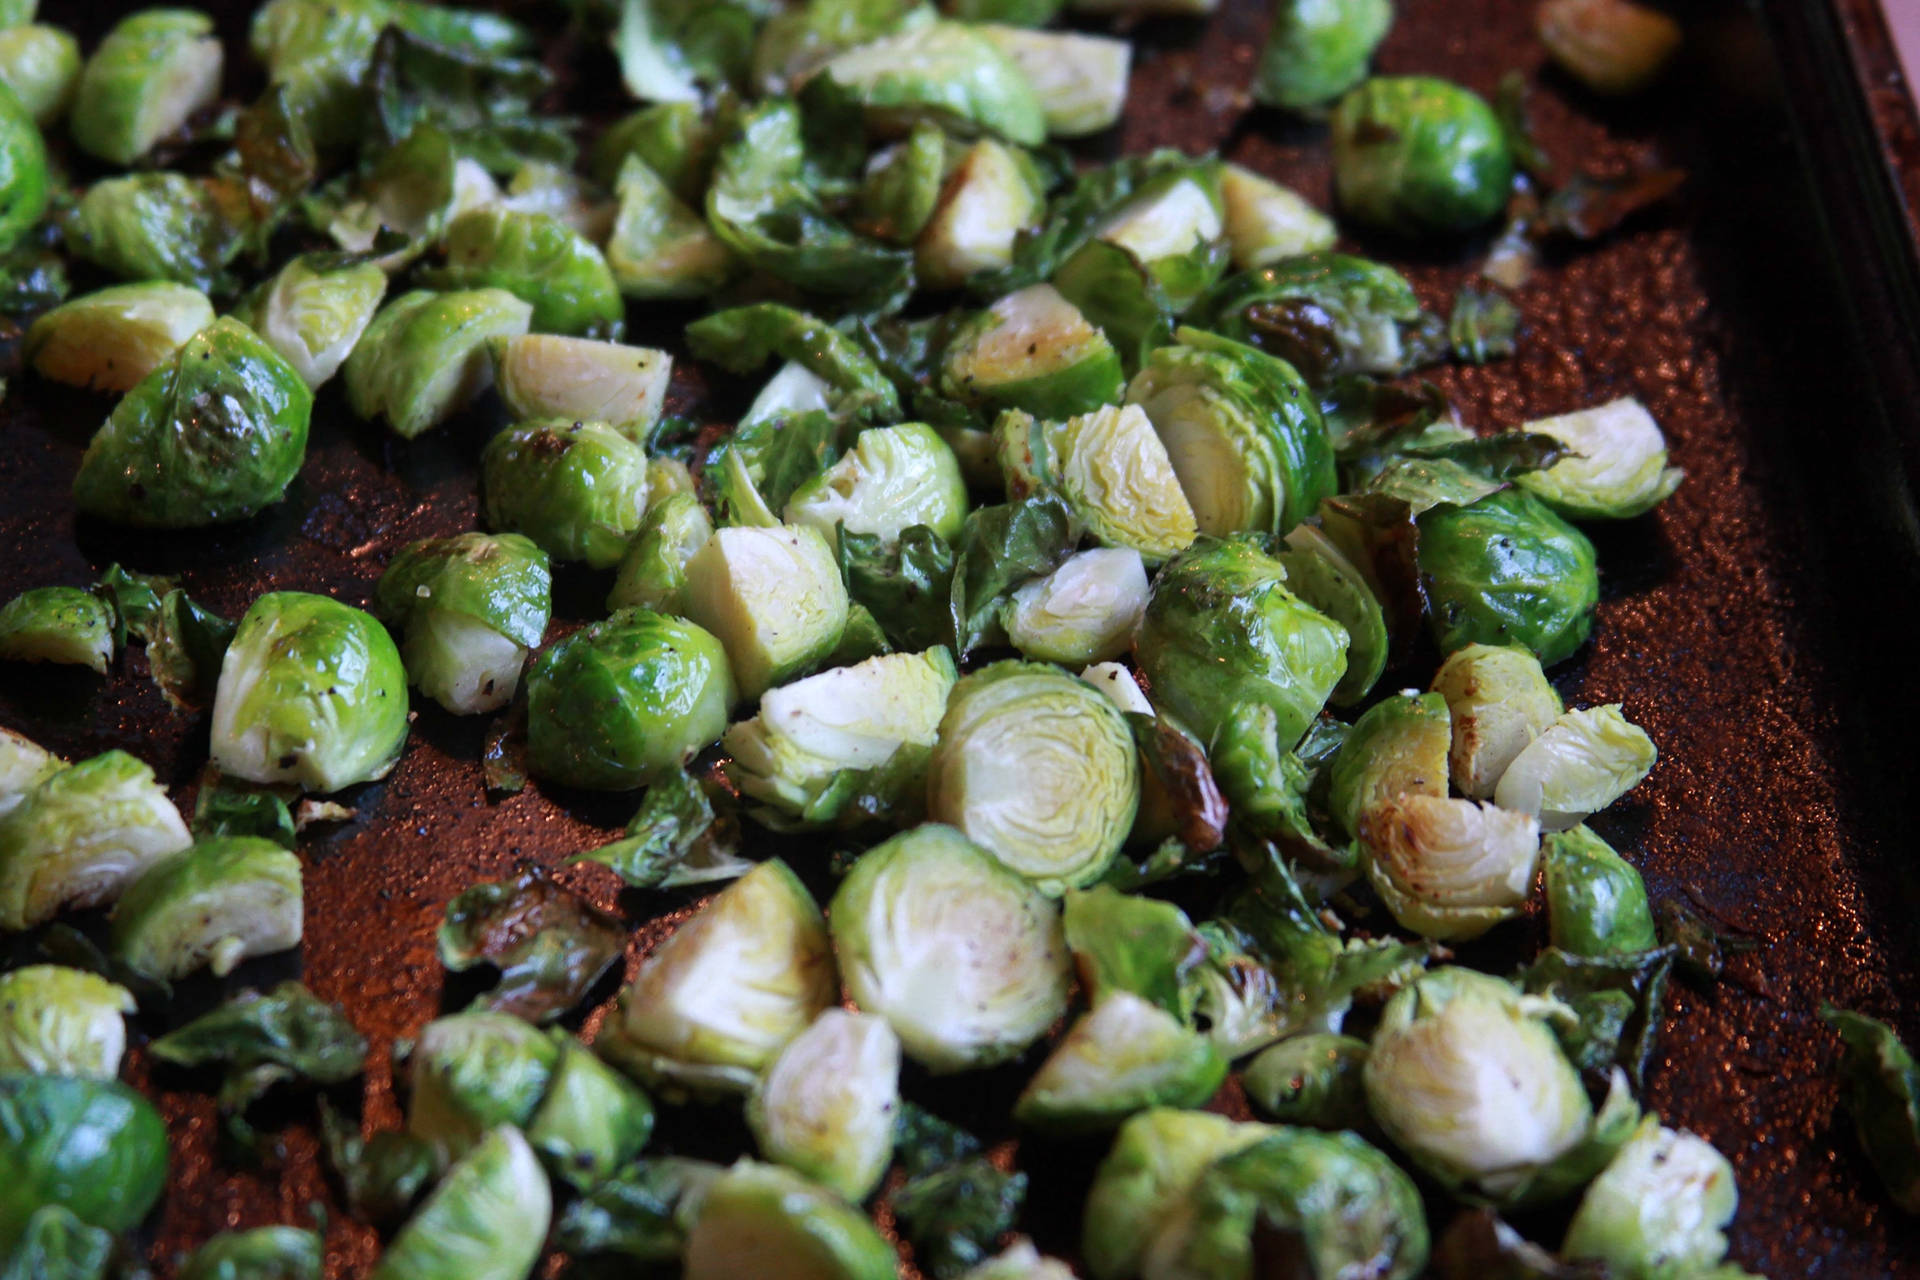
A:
[[976, 26, 1129, 138], [0, 585, 117, 672], [527, 1036, 656, 1192], [1331, 76, 1515, 237], [1418, 487, 1599, 667], [608, 491, 714, 616], [524, 608, 735, 790], [481, 419, 651, 571], [0, 1074, 167, 1247], [1080, 1108, 1277, 1280], [747, 1007, 901, 1202], [682, 524, 850, 702], [1515, 397, 1685, 520], [62, 173, 241, 290], [232, 255, 388, 390], [785, 423, 970, 550], [344, 289, 534, 439], [1218, 163, 1339, 270], [1493, 704, 1657, 830], [683, 1161, 898, 1280], [821, 21, 1047, 146], [830, 824, 1071, 1072], [1562, 1116, 1738, 1278], [1014, 992, 1226, 1134], [69, 9, 223, 166], [1256, 0, 1392, 110], [1542, 825, 1658, 958], [0, 79, 46, 252], [208, 591, 410, 793], [1000, 548, 1149, 667], [179, 1226, 322, 1280], [375, 532, 552, 716], [0, 25, 81, 127], [0, 966, 135, 1079], [406, 1011, 560, 1164], [916, 138, 1045, 290], [26, 281, 214, 393], [1241, 1032, 1371, 1130], [109, 836, 303, 981], [370, 1126, 551, 1280], [997, 405, 1199, 564], [1429, 642, 1563, 798], [73, 318, 312, 528], [492, 333, 672, 440], [428, 207, 625, 340], [942, 284, 1125, 420]]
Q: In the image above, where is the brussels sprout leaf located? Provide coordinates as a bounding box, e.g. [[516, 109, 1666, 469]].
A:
[[1062, 885, 1209, 1018], [839, 525, 958, 653], [615, 0, 756, 105], [1130, 712, 1230, 854], [1321, 376, 1448, 459], [1542, 168, 1685, 241], [366, 27, 575, 173], [1822, 1004, 1920, 1213], [571, 769, 752, 890], [235, 83, 320, 241], [1494, 72, 1554, 183], [1518, 947, 1675, 1087], [1362, 455, 1508, 516], [192, 770, 298, 849], [483, 703, 529, 795], [888, 1111, 1028, 1280], [1316, 491, 1427, 667], [0, 1205, 114, 1280], [438, 867, 627, 1023], [179, 1226, 323, 1280], [556, 1157, 724, 1262], [1098, 836, 1230, 891], [973, 150, 1192, 297], [948, 494, 1079, 658], [687, 303, 901, 420], [1399, 431, 1569, 482], [1654, 898, 1760, 983], [94, 565, 172, 639], [144, 590, 238, 710], [704, 410, 845, 526], [1211, 703, 1352, 874], [1432, 1208, 1603, 1280], [319, 1102, 438, 1226], [1449, 287, 1520, 365]]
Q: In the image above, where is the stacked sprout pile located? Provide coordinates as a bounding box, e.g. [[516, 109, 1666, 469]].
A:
[[7, 0, 1916, 1275]]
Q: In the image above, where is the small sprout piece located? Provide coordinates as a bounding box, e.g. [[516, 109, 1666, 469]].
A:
[[482, 420, 652, 570], [1516, 398, 1686, 520], [0, 1075, 167, 1244], [1364, 795, 1543, 940], [1080, 661, 1155, 716], [73, 318, 312, 528], [683, 524, 850, 701], [1080, 1108, 1277, 1280], [1494, 705, 1658, 831], [0, 26, 81, 127], [437, 868, 625, 1024], [0, 750, 192, 930], [0, 586, 116, 672], [822, 21, 1047, 146], [1001, 548, 1149, 665], [928, 661, 1141, 893], [430, 207, 624, 340], [0, 79, 43, 254], [0, 727, 63, 818], [110, 837, 302, 981], [1255, 0, 1393, 110], [233, 256, 388, 390], [1327, 691, 1451, 838], [1242, 1032, 1371, 1129], [960, 1239, 1076, 1280], [941, 284, 1125, 419], [406, 1011, 560, 1164], [748, 1008, 901, 1201], [784, 424, 970, 549], [606, 155, 734, 300], [1015, 992, 1226, 1134], [493, 334, 672, 440], [1331, 77, 1515, 237], [375, 532, 552, 716], [1543, 825, 1659, 957], [524, 609, 735, 790], [179, 1227, 322, 1280], [528, 1037, 657, 1192], [1822, 1005, 1920, 1213], [831, 824, 1071, 1072], [26, 282, 214, 392], [1538, 0, 1683, 95], [0, 966, 135, 1079], [608, 492, 714, 616], [998, 404, 1199, 563], [1430, 643, 1564, 798], [1219, 163, 1339, 269], [344, 288, 534, 439], [370, 1126, 551, 1280], [684, 1161, 898, 1280], [1278, 523, 1386, 705], [916, 138, 1045, 290], [976, 25, 1129, 138], [1562, 1116, 1737, 1277], [858, 124, 947, 245], [1419, 488, 1599, 667], [69, 9, 222, 166]]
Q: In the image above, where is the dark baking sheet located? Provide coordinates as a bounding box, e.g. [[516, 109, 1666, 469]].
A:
[[6, 0, 1920, 1275]]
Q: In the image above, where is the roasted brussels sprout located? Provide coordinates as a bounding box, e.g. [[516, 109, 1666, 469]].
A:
[[1218, 163, 1339, 269], [1000, 548, 1148, 665], [785, 424, 970, 549], [608, 492, 714, 616], [0, 25, 81, 127], [1326, 691, 1450, 838], [231, 256, 388, 390], [0, 966, 134, 1079], [1364, 794, 1543, 940], [606, 154, 734, 299], [344, 288, 534, 439], [1256, 0, 1392, 110], [1493, 704, 1657, 831], [528, 1035, 656, 1192], [917, 138, 1046, 290], [1418, 488, 1599, 666], [0, 1074, 167, 1246], [69, 9, 222, 166], [1080, 1108, 1277, 1280], [1015, 992, 1226, 1134], [62, 172, 240, 290], [822, 21, 1047, 146], [1562, 1116, 1738, 1277], [1278, 522, 1387, 705], [492, 333, 672, 439], [178, 1226, 322, 1280], [1542, 825, 1658, 957], [1538, 0, 1683, 95], [208, 591, 410, 793], [0, 586, 116, 672], [857, 123, 947, 245], [683, 524, 851, 701], [375, 532, 552, 716], [942, 284, 1125, 419], [997, 404, 1198, 563], [960, 1239, 1077, 1280], [109, 836, 303, 981], [0, 727, 62, 818], [428, 206, 624, 339], [524, 608, 735, 790], [1430, 642, 1563, 798], [684, 1160, 898, 1280], [977, 25, 1129, 138], [1515, 398, 1685, 520], [481, 419, 652, 570], [1241, 1032, 1371, 1129], [405, 1010, 559, 1164], [0, 80, 47, 252], [747, 1007, 901, 1201], [1331, 76, 1514, 237], [26, 281, 214, 392], [370, 1126, 551, 1280], [831, 824, 1071, 1072]]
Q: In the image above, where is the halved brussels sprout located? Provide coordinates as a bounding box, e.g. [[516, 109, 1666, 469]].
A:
[[63, 172, 240, 291], [1562, 1116, 1737, 1277], [374, 532, 552, 715], [683, 1160, 898, 1280], [942, 284, 1125, 419], [608, 492, 714, 616], [1278, 523, 1387, 705], [0, 750, 191, 930], [69, 10, 222, 166], [1015, 992, 1226, 1134], [428, 207, 624, 340], [109, 836, 303, 981], [997, 405, 1199, 563], [1538, 0, 1683, 96], [1418, 488, 1599, 667], [0, 727, 62, 819], [683, 524, 851, 701], [722, 646, 958, 826], [1542, 825, 1659, 959], [1218, 163, 1339, 269], [1326, 691, 1450, 838], [1080, 661, 1155, 716], [0, 586, 116, 672], [916, 138, 1046, 290], [27, 281, 214, 392], [406, 1011, 559, 1164], [601, 859, 836, 1096], [821, 21, 1047, 146], [370, 1126, 551, 1280], [1080, 1108, 1277, 1280], [1331, 76, 1514, 237], [1493, 705, 1658, 831], [1515, 397, 1685, 520], [606, 154, 734, 300], [178, 1226, 322, 1280], [208, 591, 410, 793], [1363, 794, 1543, 940], [785, 423, 970, 549], [1000, 548, 1148, 666], [857, 122, 947, 245], [527, 1036, 656, 1192], [0, 1074, 167, 1246], [232, 256, 388, 390], [747, 1007, 901, 1201], [492, 334, 672, 440], [343, 288, 534, 439], [0, 26, 80, 127], [73, 317, 312, 528], [1255, 0, 1392, 110], [1429, 643, 1563, 798], [977, 25, 1128, 138], [831, 823, 1071, 1072], [481, 419, 652, 570], [927, 661, 1140, 893], [0, 966, 134, 1079], [1241, 1032, 1371, 1129], [524, 608, 735, 790]]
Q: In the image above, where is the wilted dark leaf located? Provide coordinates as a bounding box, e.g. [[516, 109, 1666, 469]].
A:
[[438, 866, 627, 1023]]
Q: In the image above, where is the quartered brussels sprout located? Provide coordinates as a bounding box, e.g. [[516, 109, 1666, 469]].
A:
[[1430, 643, 1563, 798], [608, 492, 714, 616], [998, 405, 1198, 562], [481, 419, 652, 570], [525, 608, 734, 790], [26, 281, 214, 393], [406, 1011, 559, 1164], [0, 749, 192, 930], [916, 138, 1046, 290], [977, 25, 1128, 138], [1515, 397, 1686, 520], [1538, 0, 1683, 96], [942, 284, 1125, 419], [370, 1126, 551, 1280], [73, 318, 312, 528], [528, 1035, 656, 1192], [428, 207, 624, 340], [1000, 548, 1149, 665], [0, 585, 116, 672], [1562, 1116, 1738, 1278], [209, 592, 410, 793], [1542, 825, 1658, 957], [857, 123, 947, 245], [375, 532, 552, 716], [683, 1160, 898, 1280], [1256, 0, 1392, 110], [1419, 488, 1599, 667], [785, 423, 971, 549], [1242, 1032, 1371, 1129], [0, 82, 44, 251], [601, 859, 835, 1096], [0, 25, 81, 127], [606, 154, 734, 300], [0, 1074, 167, 1246], [344, 289, 534, 439], [69, 9, 222, 166], [747, 1007, 901, 1201], [0, 966, 134, 1079], [1081, 1108, 1278, 1280], [822, 21, 1048, 146], [232, 256, 388, 390], [722, 646, 957, 827], [63, 173, 240, 290], [178, 1226, 322, 1280], [683, 524, 850, 701], [927, 661, 1140, 893], [831, 824, 1071, 1072], [1363, 794, 1543, 940], [1327, 690, 1450, 838], [110, 836, 303, 981], [492, 333, 671, 440], [1331, 76, 1515, 237], [1218, 164, 1339, 270], [1015, 992, 1226, 1134], [1493, 705, 1658, 831]]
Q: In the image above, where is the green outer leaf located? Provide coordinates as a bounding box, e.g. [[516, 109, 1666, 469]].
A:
[[369, 1126, 551, 1280], [555, 1157, 721, 1262], [366, 26, 574, 173], [891, 1157, 1029, 1279], [1518, 948, 1673, 1087], [0, 586, 116, 673], [437, 867, 627, 1023], [192, 775, 297, 849], [1277, 534, 1386, 705], [947, 494, 1079, 657], [839, 524, 958, 652], [0, 1204, 112, 1280], [1062, 885, 1209, 1017], [1823, 1005, 1920, 1213], [686, 303, 901, 418], [528, 1035, 656, 1192]]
